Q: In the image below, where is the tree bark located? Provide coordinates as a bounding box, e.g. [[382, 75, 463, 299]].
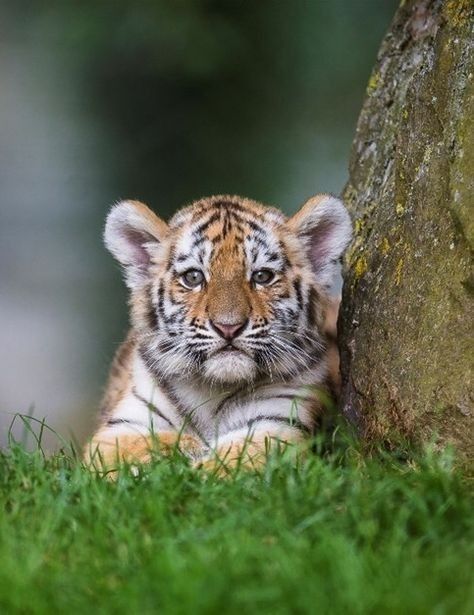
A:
[[339, 0, 473, 461]]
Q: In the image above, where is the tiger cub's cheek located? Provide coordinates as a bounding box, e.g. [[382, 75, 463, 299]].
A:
[[253, 277, 292, 304], [185, 287, 210, 321]]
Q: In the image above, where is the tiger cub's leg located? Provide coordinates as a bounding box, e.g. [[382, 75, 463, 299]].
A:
[[195, 390, 315, 476], [84, 429, 204, 475], [196, 424, 307, 477]]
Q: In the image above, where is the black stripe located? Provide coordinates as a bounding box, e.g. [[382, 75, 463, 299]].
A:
[[157, 280, 165, 318], [175, 253, 189, 263], [246, 331, 266, 339], [194, 211, 221, 235], [156, 281, 185, 326], [211, 200, 248, 215], [248, 414, 310, 433], [223, 414, 310, 436], [293, 277, 303, 310], [145, 286, 159, 330], [132, 388, 176, 429], [247, 219, 267, 235], [279, 242, 292, 269], [155, 377, 210, 446], [250, 234, 271, 250], [165, 247, 176, 272], [212, 387, 246, 416], [307, 286, 319, 327], [192, 332, 214, 340], [196, 248, 206, 265], [190, 234, 205, 250], [227, 211, 247, 227], [106, 417, 148, 428]]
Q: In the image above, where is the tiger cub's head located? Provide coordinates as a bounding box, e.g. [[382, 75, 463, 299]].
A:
[[105, 195, 351, 385]]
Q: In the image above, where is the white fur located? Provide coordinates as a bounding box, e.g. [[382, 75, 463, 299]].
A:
[[203, 350, 257, 384], [174, 224, 213, 278], [132, 353, 185, 429]]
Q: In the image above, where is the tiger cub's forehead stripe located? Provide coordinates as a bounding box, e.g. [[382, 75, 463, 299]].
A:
[[171, 200, 285, 277], [193, 211, 221, 236], [193, 205, 249, 239]]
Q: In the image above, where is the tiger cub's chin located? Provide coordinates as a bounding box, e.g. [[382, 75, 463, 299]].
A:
[[203, 350, 257, 384]]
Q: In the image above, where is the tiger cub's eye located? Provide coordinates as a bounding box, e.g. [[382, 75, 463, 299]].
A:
[[180, 269, 204, 289], [252, 269, 275, 286]]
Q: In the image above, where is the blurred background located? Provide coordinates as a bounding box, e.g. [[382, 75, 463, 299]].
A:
[[0, 0, 397, 449]]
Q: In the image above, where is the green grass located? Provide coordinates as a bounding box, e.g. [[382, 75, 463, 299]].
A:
[[1, 423, 473, 614]]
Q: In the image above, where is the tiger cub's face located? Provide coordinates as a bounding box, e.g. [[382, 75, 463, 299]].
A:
[[105, 195, 351, 385]]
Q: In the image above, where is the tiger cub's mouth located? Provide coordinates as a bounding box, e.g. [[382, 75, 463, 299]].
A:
[[213, 342, 250, 356], [220, 344, 239, 352]]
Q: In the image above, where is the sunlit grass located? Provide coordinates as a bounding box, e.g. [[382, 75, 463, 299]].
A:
[[0, 417, 473, 614]]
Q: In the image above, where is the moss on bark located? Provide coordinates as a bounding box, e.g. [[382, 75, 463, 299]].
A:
[[339, 0, 473, 462]]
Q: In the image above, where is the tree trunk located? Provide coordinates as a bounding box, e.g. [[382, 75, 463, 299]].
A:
[[339, 0, 473, 461]]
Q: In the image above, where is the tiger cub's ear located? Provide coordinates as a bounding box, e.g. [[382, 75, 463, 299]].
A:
[[287, 194, 352, 290], [104, 200, 169, 289]]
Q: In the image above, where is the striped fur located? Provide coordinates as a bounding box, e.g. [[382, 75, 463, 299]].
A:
[[85, 194, 352, 474]]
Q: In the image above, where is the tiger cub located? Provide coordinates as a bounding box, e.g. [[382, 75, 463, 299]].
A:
[[85, 194, 352, 474]]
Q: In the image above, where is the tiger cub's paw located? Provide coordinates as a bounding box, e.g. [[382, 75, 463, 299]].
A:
[[84, 431, 205, 478], [193, 441, 268, 478]]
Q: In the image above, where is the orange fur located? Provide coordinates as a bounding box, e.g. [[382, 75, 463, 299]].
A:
[[85, 431, 202, 474], [195, 429, 306, 477]]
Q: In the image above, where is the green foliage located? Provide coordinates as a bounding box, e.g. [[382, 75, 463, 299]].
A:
[[3, 0, 398, 212], [1, 426, 473, 614]]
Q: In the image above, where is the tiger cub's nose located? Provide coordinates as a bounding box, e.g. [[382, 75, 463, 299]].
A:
[[210, 320, 248, 340]]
